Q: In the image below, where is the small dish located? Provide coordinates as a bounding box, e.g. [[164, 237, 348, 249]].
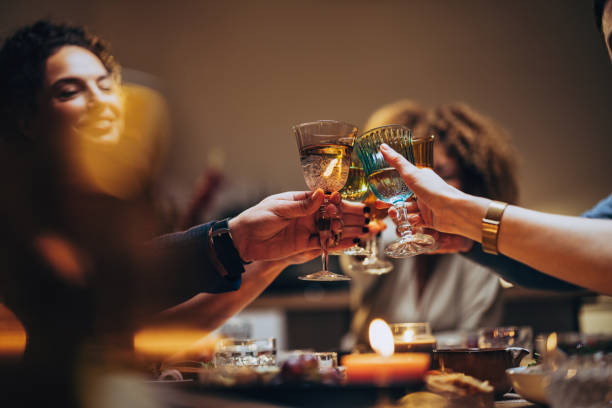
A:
[[434, 347, 529, 396], [505, 366, 550, 405]]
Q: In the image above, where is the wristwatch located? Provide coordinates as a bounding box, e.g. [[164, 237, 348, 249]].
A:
[[481, 201, 508, 255], [208, 218, 250, 280]]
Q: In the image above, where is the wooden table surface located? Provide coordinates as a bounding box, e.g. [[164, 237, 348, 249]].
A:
[[153, 385, 545, 407]]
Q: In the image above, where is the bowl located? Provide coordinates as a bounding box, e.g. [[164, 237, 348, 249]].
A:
[[433, 347, 529, 396], [506, 366, 550, 405]]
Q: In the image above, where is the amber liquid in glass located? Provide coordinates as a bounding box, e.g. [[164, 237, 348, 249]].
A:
[[411, 136, 434, 168], [340, 165, 368, 202]]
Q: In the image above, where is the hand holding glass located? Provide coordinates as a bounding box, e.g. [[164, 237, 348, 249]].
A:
[[355, 125, 436, 257], [294, 120, 358, 281]]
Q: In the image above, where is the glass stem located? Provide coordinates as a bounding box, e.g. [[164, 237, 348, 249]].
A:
[[394, 201, 414, 241], [369, 235, 380, 260], [318, 195, 331, 272], [363, 238, 374, 261]]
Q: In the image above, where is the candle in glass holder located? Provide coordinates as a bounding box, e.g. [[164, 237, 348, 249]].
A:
[[391, 322, 436, 354], [341, 319, 430, 385]]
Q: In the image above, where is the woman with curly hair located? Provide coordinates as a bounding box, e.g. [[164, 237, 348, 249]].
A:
[[344, 100, 578, 350]]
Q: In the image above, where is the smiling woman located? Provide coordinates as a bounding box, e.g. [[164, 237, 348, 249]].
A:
[[42, 45, 124, 144]]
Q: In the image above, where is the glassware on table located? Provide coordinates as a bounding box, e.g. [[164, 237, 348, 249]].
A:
[[213, 337, 277, 367], [355, 125, 436, 258], [348, 189, 394, 275], [390, 322, 437, 354], [478, 326, 533, 354], [547, 353, 612, 408], [337, 157, 371, 256], [294, 120, 358, 281], [314, 351, 338, 369]]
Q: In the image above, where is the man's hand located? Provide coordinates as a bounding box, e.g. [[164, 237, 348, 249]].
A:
[[229, 189, 382, 262]]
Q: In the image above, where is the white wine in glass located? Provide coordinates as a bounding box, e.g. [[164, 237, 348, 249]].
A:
[[338, 159, 371, 256]]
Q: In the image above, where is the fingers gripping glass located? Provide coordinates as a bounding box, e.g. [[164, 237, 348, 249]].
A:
[[355, 125, 436, 258], [294, 120, 358, 281]]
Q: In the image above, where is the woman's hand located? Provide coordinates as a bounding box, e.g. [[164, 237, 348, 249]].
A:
[[378, 143, 486, 244], [229, 189, 382, 262]]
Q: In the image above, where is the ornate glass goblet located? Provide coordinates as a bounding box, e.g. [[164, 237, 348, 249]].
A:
[[355, 125, 436, 258], [294, 120, 358, 281]]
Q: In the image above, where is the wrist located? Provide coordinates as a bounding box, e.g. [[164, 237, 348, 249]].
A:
[[228, 217, 252, 263], [209, 218, 251, 280], [451, 193, 490, 242]]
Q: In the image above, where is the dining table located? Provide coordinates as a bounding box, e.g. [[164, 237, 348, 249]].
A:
[[149, 382, 545, 407]]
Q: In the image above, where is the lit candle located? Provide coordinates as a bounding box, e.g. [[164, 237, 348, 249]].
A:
[[341, 319, 430, 385]]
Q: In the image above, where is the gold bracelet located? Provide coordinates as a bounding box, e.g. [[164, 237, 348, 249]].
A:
[[481, 200, 508, 255]]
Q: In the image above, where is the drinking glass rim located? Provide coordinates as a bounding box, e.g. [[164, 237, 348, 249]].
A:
[[357, 124, 410, 139], [292, 119, 358, 130]]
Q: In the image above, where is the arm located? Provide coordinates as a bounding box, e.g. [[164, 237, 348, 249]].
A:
[[144, 251, 319, 332], [144, 191, 382, 326], [380, 144, 612, 295]]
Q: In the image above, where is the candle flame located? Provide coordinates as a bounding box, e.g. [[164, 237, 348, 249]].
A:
[[369, 318, 394, 357], [323, 158, 338, 178], [546, 332, 557, 353], [401, 329, 415, 343]]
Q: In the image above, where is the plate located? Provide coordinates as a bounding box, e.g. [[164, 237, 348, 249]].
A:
[[505, 366, 550, 405]]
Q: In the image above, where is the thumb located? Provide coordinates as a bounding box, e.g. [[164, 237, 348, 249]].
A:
[[275, 189, 324, 218], [380, 143, 420, 190]]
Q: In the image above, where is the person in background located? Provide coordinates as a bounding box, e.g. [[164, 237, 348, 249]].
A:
[[374, 1, 612, 296], [0, 20, 379, 406], [344, 100, 522, 350]]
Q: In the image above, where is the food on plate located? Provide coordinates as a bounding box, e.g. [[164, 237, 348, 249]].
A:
[[424, 371, 494, 408]]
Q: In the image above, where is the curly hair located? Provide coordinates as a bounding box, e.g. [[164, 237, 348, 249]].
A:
[[594, 0, 609, 32], [0, 20, 120, 144], [364, 100, 520, 204]]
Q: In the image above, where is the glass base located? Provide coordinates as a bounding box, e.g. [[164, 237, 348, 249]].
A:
[[351, 258, 394, 275], [298, 271, 351, 281], [342, 245, 372, 256], [384, 233, 436, 258]]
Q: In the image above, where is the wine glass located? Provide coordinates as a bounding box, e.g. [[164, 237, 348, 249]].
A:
[[294, 120, 358, 281], [336, 157, 371, 256], [355, 125, 436, 257], [348, 189, 394, 274]]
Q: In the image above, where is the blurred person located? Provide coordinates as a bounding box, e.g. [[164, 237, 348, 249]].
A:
[[0, 20, 379, 406], [372, 1, 612, 296], [344, 100, 521, 349]]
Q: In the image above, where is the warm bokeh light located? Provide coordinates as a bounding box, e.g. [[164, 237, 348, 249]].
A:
[[547, 332, 558, 353], [133, 327, 217, 361], [369, 318, 394, 357], [74, 84, 170, 200], [401, 328, 415, 343], [0, 305, 26, 359]]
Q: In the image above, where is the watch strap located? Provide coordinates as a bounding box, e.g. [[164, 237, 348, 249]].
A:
[[481, 200, 508, 255], [208, 218, 247, 280]]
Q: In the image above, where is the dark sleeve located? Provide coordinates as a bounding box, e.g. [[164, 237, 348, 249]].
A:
[[462, 244, 583, 291], [148, 222, 241, 296], [460, 194, 612, 291], [581, 193, 612, 219]]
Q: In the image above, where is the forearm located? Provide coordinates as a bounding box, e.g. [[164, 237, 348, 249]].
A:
[[455, 195, 612, 294], [497, 206, 612, 294]]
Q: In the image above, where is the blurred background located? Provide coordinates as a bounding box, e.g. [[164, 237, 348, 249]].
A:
[[1, 0, 611, 353]]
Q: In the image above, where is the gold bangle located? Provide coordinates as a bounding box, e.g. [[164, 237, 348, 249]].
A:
[[481, 200, 508, 255]]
